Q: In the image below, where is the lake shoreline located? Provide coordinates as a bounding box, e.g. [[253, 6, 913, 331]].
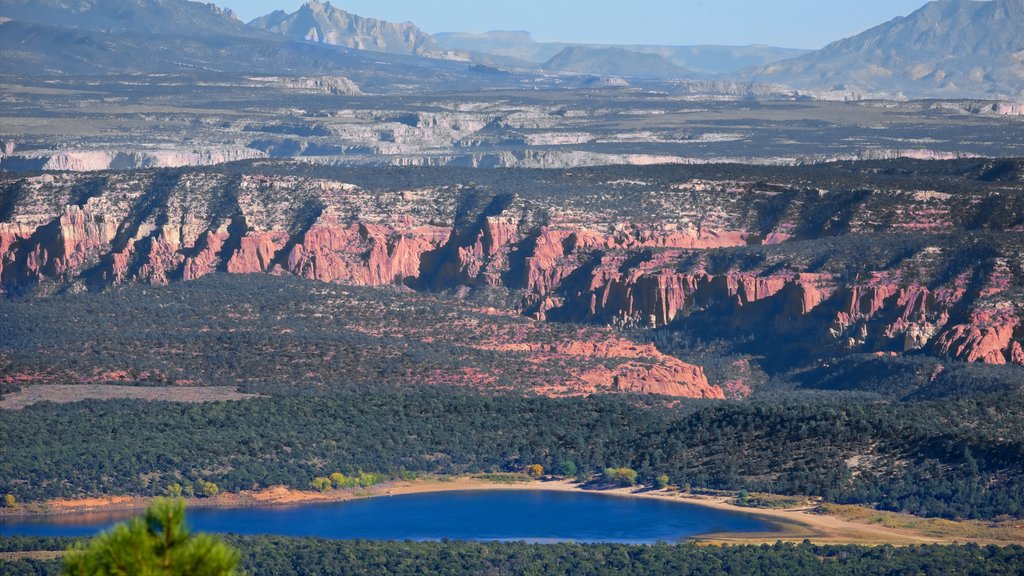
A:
[[3, 477, 1021, 546]]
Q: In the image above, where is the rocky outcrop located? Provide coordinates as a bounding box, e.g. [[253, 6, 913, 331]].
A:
[[934, 308, 1022, 365], [485, 338, 722, 398], [282, 76, 362, 95], [284, 217, 449, 285], [226, 231, 289, 275], [853, 149, 980, 162], [994, 102, 1024, 116], [0, 149, 265, 172]]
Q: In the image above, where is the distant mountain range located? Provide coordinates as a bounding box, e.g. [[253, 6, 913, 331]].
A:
[[0, 0, 531, 92], [242, 3, 802, 76], [541, 46, 694, 79], [747, 0, 1024, 99], [0, 0, 1022, 99], [433, 30, 809, 75]]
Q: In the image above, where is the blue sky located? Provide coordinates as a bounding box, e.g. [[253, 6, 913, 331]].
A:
[[226, 0, 933, 49]]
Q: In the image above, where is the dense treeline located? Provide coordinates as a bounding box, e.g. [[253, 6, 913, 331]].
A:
[[2, 390, 1022, 519], [2, 536, 1023, 576], [57, 157, 1023, 201], [233, 539, 1024, 576], [0, 275, 592, 394]]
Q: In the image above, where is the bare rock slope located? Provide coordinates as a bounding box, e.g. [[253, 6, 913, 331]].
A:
[[250, 0, 442, 57]]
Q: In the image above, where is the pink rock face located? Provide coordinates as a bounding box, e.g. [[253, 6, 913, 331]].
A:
[[0, 229, 25, 282], [579, 361, 720, 398], [730, 273, 789, 304], [1011, 341, 1024, 366], [995, 102, 1024, 116], [183, 231, 227, 281], [792, 275, 827, 315], [285, 217, 449, 285], [935, 311, 1021, 365], [226, 232, 289, 274], [136, 235, 184, 285], [487, 335, 723, 399], [52, 206, 116, 275], [0, 205, 118, 286]]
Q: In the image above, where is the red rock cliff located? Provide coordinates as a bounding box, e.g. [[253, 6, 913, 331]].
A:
[[2, 171, 1021, 370]]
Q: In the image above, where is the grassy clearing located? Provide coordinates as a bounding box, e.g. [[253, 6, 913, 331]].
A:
[[474, 473, 533, 484], [0, 384, 260, 410], [732, 492, 811, 509], [816, 503, 1024, 543]]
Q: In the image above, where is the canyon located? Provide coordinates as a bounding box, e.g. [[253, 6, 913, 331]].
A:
[[3, 72, 1023, 175], [2, 161, 1021, 400]]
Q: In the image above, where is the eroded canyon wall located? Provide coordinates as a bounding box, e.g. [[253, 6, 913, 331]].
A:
[[2, 165, 1022, 371]]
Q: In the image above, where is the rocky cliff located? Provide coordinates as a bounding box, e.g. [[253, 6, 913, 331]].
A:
[[2, 163, 1022, 379], [0, 149, 266, 172]]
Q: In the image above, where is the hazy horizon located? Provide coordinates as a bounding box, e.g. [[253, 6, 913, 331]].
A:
[[226, 0, 932, 50]]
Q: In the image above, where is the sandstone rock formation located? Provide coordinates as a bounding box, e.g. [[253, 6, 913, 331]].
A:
[[483, 337, 721, 398]]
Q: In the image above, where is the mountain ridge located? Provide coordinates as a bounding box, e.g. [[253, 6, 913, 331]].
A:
[[434, 30, 809, 74], [747, 0, 1024, 99]]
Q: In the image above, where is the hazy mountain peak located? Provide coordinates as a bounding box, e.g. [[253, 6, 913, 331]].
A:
[[457, 30, 535, 42], [250, 1, 441, 56]]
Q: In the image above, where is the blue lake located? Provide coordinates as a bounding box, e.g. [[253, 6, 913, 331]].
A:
[[0, 489, 774, 543]]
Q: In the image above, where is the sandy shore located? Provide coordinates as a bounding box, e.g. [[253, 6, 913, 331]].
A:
[[4, 477, 1021, 546]]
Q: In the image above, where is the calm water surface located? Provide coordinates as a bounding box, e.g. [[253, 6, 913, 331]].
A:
[[0, 490, 772, 543]]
